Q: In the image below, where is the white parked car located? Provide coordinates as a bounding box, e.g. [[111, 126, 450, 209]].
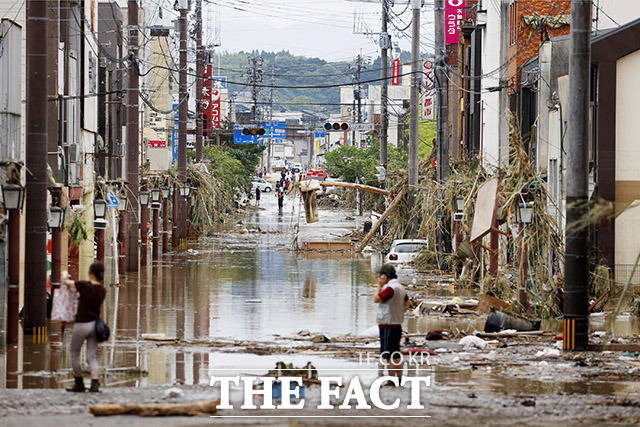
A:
[[251, 177, 273, 192], [384, 239, 429, 264]]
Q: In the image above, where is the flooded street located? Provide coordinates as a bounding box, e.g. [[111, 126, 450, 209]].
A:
[[3, 192, 640, 425]]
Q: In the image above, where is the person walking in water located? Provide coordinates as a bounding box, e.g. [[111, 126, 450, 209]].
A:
[[255, 186, 261, 206], [64, 261, 107, 392], [374, 263, 409, 380], [277, 187, 284, 210]]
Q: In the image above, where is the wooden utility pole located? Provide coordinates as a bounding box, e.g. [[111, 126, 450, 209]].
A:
[[126, 0, 140, 271], [564, 0, 592, 351], [177, 1, 189, 245], [195, 0, 204, 162], [379, 0, 389, 169], [24, 0, 49, 333], [407, 0, 421, 235]]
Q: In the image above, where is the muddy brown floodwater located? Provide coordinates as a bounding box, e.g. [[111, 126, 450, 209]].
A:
[[3, 191, 640, 425]]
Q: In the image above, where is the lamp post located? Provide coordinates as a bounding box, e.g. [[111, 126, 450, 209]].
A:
[[140, 185, 149, 267], [3, 182, 25, 344], [453, 195, 464, 252], [517, 201, 534, 311], [47, 185, 64, 343], [162, 185, 170, 253], [93, 195, 107, 262], [151, 187, 161, 260]]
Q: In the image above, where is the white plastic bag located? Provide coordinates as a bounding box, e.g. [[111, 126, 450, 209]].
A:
[[51, 286, 78, 322]]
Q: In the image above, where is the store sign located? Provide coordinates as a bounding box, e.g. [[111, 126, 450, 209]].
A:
[[211, 88, 221, 130], [149, 140, 166, 148], [422, 59, 435, 120], [202, 65, 215, 136], [172, 104, 179, 161], [392, 57, 401, 86], [445, 0, 465, 44]]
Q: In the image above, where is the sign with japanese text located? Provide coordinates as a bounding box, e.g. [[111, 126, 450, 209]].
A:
[[149, 140, 166, 148], [392, 57, 400, 86], [422, 59, 435, 120], [203, 65, 221, 136], [212, 76, 227, 88], [264, 121, 286, 144], [445, 0, 465, 44], [172, 103, 179, 161]]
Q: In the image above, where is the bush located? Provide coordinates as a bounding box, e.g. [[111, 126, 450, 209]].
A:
[[324, 142, 407, 185]]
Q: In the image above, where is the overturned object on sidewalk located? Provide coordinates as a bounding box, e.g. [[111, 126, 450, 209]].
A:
[[476, 293, 511, 313], [89, 400, 220, 417], [413, 298, 479, 316], [484, 310, 541, 333], [299, 179, 321, 223]]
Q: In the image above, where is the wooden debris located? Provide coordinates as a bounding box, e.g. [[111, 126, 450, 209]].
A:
[[90, 400, 220, 417], [320, 181, 390, 196], [356, 187, 407, 253], [477, 293, 511, 313]]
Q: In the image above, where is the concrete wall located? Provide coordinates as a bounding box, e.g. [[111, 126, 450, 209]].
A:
[[615, 49, 640, 265], [479, 3, 503, 170]]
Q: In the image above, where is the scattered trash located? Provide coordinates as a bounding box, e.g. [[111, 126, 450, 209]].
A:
[[311, 334, 330, 343], [164, 387, 184, 399], [245, 299, 262, 303], [535, 348, 560, 358], [402, 348, 438, 356], [484, 310, 541, 333], [459, 335, 488, 350], [426, 330, 449, 341], [477, 293, 511, 313], [357, 325, 379, 337], [521, 399, 536, 407], [555, 333, 563, 340]]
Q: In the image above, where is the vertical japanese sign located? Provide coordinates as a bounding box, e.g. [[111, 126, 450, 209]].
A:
[[392, 54, 401, 86], [172, 103, 179, 161], [422, 59, 435, 120], [202, 65, 215, 136], [445, 0, 466, 44]]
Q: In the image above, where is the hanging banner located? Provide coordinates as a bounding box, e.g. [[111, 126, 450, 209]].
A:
[[202, 65, 214, 136], [422, 58, 435, 120], [445, 0, 466, 44], [172, 103, 179, 161], [392, 57, 400, 86], [211, 87, 221, 131]]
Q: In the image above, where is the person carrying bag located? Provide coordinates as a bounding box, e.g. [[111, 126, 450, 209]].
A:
[[63, 261, 107, 392]]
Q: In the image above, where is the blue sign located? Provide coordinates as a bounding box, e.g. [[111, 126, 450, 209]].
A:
[[233, 124, 259, 144], [106, 189, 119, 208], [212, 76, 227, 89], [263, 121, 286, 144], [314, 131, 326, 139], [172, 104, 179, 161]]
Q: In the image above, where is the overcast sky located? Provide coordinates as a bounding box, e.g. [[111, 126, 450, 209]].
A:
[[138, 0, 434, 62]]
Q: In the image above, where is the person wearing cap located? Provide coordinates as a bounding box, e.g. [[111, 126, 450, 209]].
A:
[[374, 263, 409, 379]]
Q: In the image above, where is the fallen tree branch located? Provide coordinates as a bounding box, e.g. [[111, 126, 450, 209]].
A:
[[90, 400, 220, 417], [355, 187, 407, 253], [320, 181, 390, 196]]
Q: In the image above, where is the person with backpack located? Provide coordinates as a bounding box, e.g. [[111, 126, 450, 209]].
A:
[[63, 261, 107, 392]]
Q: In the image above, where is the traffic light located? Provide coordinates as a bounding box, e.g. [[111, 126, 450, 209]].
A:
[[241, 127, 266, 136], [323, 122, 350, 131]]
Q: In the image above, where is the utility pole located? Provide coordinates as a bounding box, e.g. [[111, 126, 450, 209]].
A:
[[246, 56, 263, 123], [126, 0, 140, 271], [23, 0, 49, 333], [351, 54, 365, 148], [195, 0, 203, 162], [177, 0, 189, 245], [564, 0, 592, 352], [407, 0, 421, 225], [379, 0, 390, 169], [434, 0, 449, 182]]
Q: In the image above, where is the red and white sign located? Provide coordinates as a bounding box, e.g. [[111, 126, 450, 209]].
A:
[[203, 65, 221, 136], [392, 57, 400, 86], [445, 0, 466, 44], [149, 140, 166, 148], [422, 59, 435, 120]]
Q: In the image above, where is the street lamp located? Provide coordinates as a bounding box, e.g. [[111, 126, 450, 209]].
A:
[[93, 218, 108, 230], [47, 206, 65, 230], [454, 196, 465, 213], [139, 190, 150, 206], [2, 183, 25, 211], [94, 198, 107, 219], [151, 188, 161, 203], [518, 201, 535, 224], [179, 184, 191, 197], [117, 193, 128, 211]]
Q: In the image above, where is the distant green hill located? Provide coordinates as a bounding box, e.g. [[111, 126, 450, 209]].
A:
[[216, 50, 412, 114]]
